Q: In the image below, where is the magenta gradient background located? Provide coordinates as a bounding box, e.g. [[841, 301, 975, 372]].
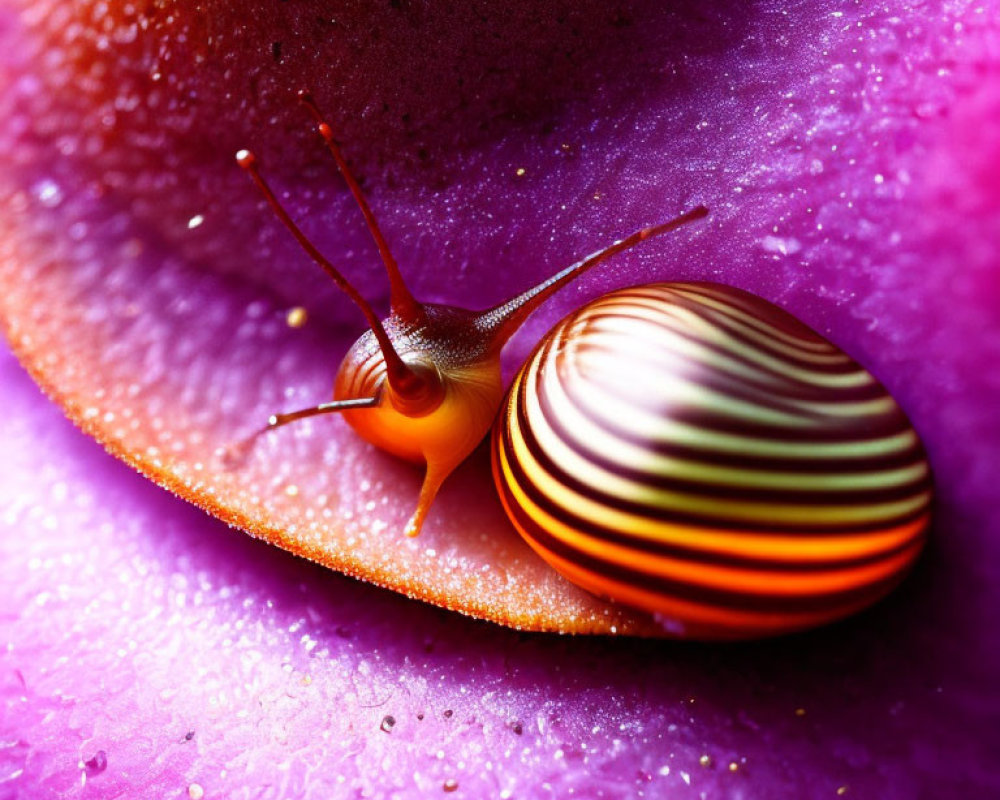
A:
[[2, 1, 999, 798]]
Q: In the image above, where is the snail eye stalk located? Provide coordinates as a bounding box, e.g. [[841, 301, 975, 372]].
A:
[[235, 148, 436, 406]]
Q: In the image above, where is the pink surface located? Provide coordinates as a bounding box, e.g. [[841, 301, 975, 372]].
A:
[[2, 0, 999, 797]]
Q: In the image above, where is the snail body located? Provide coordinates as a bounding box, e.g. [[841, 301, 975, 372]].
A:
[[334, 305, 504, 465], [237, 92, 931, 637], [332, 306, 507, 535], [492, 282, 932, 639]]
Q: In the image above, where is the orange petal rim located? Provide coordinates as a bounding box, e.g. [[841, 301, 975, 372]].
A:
[[0, 186, 669, 636]]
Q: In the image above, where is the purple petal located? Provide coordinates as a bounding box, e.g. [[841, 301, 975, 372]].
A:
[[1, 0, 998, 797]]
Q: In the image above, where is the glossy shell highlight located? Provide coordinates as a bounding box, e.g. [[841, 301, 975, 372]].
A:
[[491, 282, 932, 639]]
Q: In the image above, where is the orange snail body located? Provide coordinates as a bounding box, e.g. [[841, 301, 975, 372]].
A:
[[491, 282, 933, 639], [333, 306, 506, 538], [336, 343, 502, 467]]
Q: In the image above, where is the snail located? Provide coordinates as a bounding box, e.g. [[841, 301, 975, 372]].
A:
[[235, 92, 931, 638]]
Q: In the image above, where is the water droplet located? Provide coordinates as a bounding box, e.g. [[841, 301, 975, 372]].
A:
[[760, 235, 802, 256], [34, 179, 64, 208]]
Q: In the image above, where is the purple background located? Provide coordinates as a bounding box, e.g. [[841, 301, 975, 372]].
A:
[[2, 0, 999, 797]]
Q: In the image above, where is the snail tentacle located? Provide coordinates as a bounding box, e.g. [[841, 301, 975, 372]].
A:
[[217, 395, 381, 470], [298, 90, 423, 323], [266, 396, 381, 428], [235, 149, 433, 405], [479, 205, 709, 348]]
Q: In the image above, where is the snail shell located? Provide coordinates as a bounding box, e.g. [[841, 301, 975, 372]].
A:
[[492, 282, 932, 639]]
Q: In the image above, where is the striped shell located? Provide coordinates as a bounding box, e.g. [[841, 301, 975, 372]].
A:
[[491, 282, 932, 639]]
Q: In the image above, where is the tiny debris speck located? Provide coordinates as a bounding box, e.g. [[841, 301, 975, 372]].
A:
[[286, 306, 308, 328]]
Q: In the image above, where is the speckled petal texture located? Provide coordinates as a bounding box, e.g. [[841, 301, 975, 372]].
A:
[[2, 0, 999, 797]]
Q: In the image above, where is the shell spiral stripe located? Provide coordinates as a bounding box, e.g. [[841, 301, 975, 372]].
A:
[[491, 282, 932, 639]]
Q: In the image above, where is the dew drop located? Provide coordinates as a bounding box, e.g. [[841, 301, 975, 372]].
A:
[[34, 179, 64, 208], [760, 235, 802, 256]]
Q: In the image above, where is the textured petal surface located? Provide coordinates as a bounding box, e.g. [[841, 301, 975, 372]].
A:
[[1, 0, 999, 796], [1, 348, 996, 798]]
